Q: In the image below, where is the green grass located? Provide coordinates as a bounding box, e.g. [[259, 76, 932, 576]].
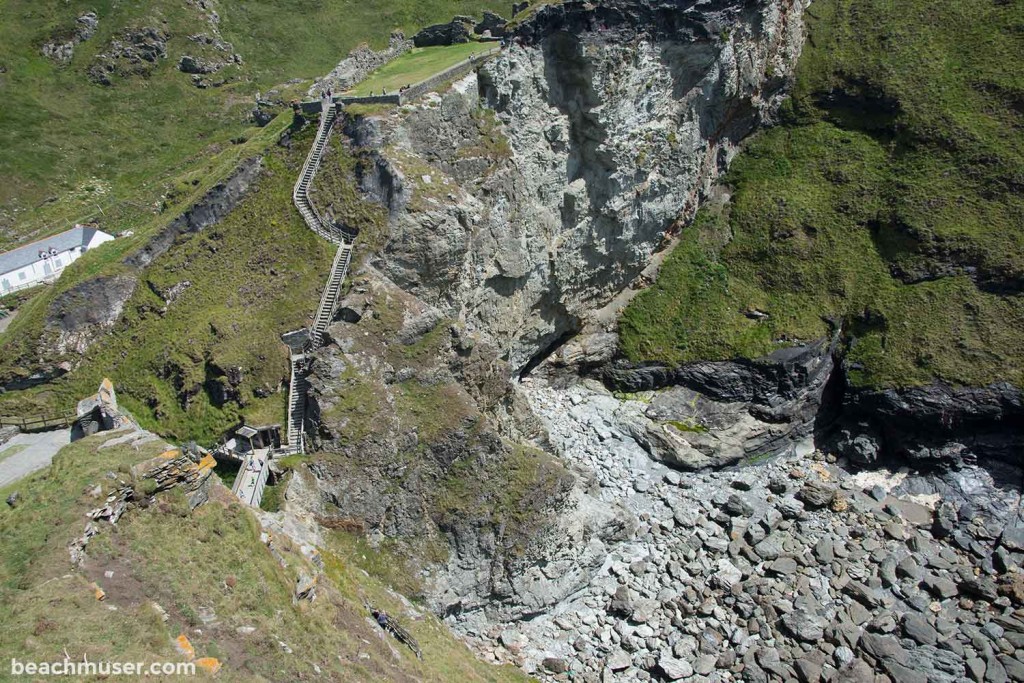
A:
[[310, 128, 392, 252], [0, 0, 510, 250], [347, 42, 497, 96], [620, 0, 1024, 390], [0, 433, 531, 682], [258, 472, 289, 512], [0, 124, 336, 442]]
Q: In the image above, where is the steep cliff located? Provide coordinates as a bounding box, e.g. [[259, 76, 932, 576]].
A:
[[369, 0, 807, 373], [616, 0, 1024, 470], [302, 0, 809, 642]]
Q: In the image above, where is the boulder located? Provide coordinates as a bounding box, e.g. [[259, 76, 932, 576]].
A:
[[658, 655, 693, 680], [797, 481, 835, 509], [782, 609, 827, 642]]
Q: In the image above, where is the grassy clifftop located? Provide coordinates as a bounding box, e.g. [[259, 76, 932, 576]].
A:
[[0, 433, 531, 682], [619, 0, 1024, 390], [0, 0, 508, 250]]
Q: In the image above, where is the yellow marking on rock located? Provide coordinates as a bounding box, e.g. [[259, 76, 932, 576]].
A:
[[174, 634, 195, 660], [811, 463, 831, 481], [195, 657, 221, 675]]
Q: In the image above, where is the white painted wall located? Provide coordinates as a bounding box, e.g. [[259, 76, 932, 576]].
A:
[[0, 230, 114, 295], [85, 231, 114, 251], [0, 247, 78, 294]]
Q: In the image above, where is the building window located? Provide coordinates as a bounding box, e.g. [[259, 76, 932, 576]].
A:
[[18, 271, 27, 280]]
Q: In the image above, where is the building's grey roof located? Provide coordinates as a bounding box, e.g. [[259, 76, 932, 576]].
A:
[[0, 226, 102, 276], [237, 426, 259, 439]]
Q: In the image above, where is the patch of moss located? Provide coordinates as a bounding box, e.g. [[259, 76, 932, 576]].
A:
[[259, 472, 290, 512], [309, 127, 391, 253], [395, 381, 473, 444], [666, 420, 707, 434], [320, 366, 388, 446], [433, 441, 572, 558]]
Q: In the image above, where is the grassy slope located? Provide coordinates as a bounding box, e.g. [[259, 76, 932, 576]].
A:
[[0, 0, 509, 249], [0, 433, 531, 682], [348, 42, 497, 95], [0, 123, 334, 442], [0, 0, 510, 439], [619, 0, 1024, 389]]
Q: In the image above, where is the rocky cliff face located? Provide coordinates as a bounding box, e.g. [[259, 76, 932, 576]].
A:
[[285, 3, 1024, 682], [371, 0, 807, 374], [834, 380, 1024, 470], [299, 0, 809, 649]]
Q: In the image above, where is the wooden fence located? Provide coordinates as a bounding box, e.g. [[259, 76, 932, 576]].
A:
[[0, 414, 75, 432]]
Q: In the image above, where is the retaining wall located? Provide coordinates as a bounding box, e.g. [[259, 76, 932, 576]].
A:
[[320, 46, 501, 109], [398, 47, 500, 103], [336, 94, 401, 106]]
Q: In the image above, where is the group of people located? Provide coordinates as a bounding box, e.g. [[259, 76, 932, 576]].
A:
[[245, 458, 263, 486]]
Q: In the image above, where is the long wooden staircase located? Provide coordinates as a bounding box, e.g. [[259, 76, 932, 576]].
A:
[[284, 97, 357, 453]]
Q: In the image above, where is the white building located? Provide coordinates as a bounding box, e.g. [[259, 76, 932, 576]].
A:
[[0, 225, 114, 295]]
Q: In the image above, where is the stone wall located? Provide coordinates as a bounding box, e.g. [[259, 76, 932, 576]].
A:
[[310, 31, 412, 95], [334, 94, 400, 107], [398, 48, 500, 103]]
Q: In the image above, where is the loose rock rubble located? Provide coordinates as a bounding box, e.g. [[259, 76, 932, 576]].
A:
[[88, 27, 169, 86], [453, 379, 1024, 683], [40, 12, 98, 66], [69, 441, 215, 565]]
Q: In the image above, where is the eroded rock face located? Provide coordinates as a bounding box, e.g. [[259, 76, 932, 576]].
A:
[[44, 274, 137, 357], [835, 381, 1024, 468], [371, 0, 806, 377], [602, 338, 837, 469], [126, 155, 263, 269], [412, 18, 474, 47], [302, 0, 808, 631]]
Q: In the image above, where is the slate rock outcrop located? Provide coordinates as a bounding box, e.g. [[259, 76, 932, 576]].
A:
[[412, 17, 474, 47]]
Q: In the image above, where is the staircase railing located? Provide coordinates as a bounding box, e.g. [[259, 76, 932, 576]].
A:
[[309, 243, 352, 349], [292, 100, 343, 246], [285, 354, 305, 451], [284, 98, 358, 453]]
